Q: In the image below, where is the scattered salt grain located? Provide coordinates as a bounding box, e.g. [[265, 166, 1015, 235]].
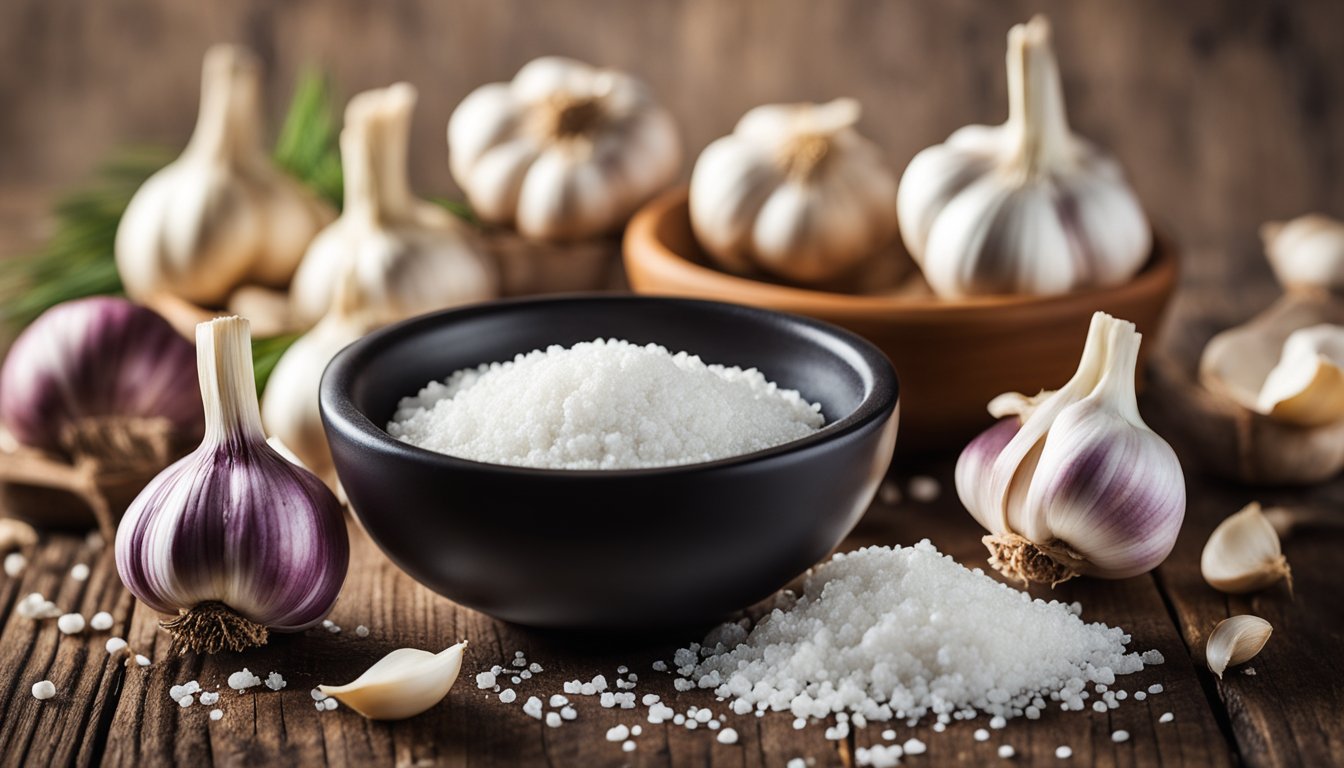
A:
[[355, 625, 370, 637], [499, 689, 516, 704], [227, 669, 262, 691], [1112, 729, 1130, 743], [3, 552, 24, 577], [1134, 691, 1147, 701], [200, 691, 219, 706], [511, 676, 521, 685], [323, 698, 338, 711], [856, 744, 902, 767], [210, 709, 223, 721], [549, 694, 569, 707], [642, 693, 661, 706], [622, 740, 636, 753], [990, 715, 1007, 729], [169, 681, 201, 702], [652, 660, 668, 672], [1141, 650, 1165, 665], [606, 725, 629, 742], [908, 475, 941, 502], [1056, 745, 1073, 759], [523, 696, 543, 720], [1092, 701, 1107, 713], [678, 541, 1151, 725], [105, 637, 127, 654], [545, 712, 562, 728], [135, 655, 151, 667], [476, 671, 496, 689], [975, 729, 991, 742], [264, 672, 286, 691], [881, 729, 896, 740], [311, 688, 328, 701], [717, 728, 739, 745], [387, 339, 825, 470], [529, 662, 543, 674], [31, 680, 56, 700], [178, 695, 193, 708], [90, 611, 114, 631], [57, 613, 85, 634], [998, 744, 1016, 758], [631, 725, 642, 736], [561, 706, 577, 721], [1147, 684, 1164, 695], [1243, 667, 1257, 676], [1159, 712, 1174, 723], [903, 738, 926, 755], [70, 563, 90, 582], [793, 717, 807, 730], [788, 760, 807, 768]]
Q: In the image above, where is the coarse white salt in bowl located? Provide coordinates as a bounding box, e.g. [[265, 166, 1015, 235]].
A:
[[387, 339, 824, 470]]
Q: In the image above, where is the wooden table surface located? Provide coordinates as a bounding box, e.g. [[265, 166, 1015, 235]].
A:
[[0, 217, 1341, 768]]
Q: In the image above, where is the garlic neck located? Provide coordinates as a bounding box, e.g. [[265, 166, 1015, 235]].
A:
[[184, 45, 265, 164], [196, 317, 266, 447], [1091, 317, 1145, 423], [342, 86, 418, 225], [776, 98, 862, 181], [1004, 16, 1072, 176]]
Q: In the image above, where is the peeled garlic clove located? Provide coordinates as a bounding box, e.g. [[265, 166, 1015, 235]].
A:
[[319, 641, 466, 720], [1205, 615, 1272, 679], [1254, 324, 1344, 426], [1201, 503, 1291, 594], [1262, 214, 1344, 293]]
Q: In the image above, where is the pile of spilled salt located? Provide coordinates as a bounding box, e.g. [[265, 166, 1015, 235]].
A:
[[388, 339, 823, 470], [678, 540, 1157, 724]]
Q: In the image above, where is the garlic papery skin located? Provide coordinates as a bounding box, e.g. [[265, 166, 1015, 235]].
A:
[[1262, 214, 1344, 293], [319, 641, 466, 720], [0, 297, 203, 456], [1254, 324, 1344, 426], [114, 317, 349, 654], [896, 15, 1150, 298], [1206, 615, 1272, 679], [115, 45, 334, 308], [448, 56, 681, 241], [1201, 503, 1291, 594], [956, 312, 1185, 585], [290, 84, 497, 328], [689, 98, 900, 284], [263, 265, 380, 489]]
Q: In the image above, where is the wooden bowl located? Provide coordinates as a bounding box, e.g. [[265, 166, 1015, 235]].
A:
[[623, 187, 1179, 454]]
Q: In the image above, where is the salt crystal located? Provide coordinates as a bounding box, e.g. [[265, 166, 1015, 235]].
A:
[[70, 563, 90, 581], [673, 714, 685, 725], [788, 760, 807, 768], [324, 698, 338, 710], [1243, 667, 1257, 676], [523, 696, 543, 719], [1056, 745, 1073, 758], [903, 738, 926, 755], [561, 706, 576, 721], [89, 612, 114, 631], [643, 694, 661, 706], [311, 688, 328, 701], [617, 665, 628, 674], [990, 715, 1006, 729], [606, 724, 629, 742], [975, 729, 991, 742], [998, 744, 1015, 758], [200, 691, 219, 705], [685, 720, 698, 730], [631, 725, 642, 736], [1141, 650, 1165, 665], [499, 689, 516, 704], [178, 695, 193, 708], [545, 712, 562, 728], [717, 728, 739, 745], [1092, 701, 1107, 713], [881, 729, 896, 740], [564, 681, 581, 694], [1159, 712, 1174, 723], [210, 709, 223, 721], [476, 672, 496, 689], [1148, 684, 1164, 694], [549, 694, 569, 707], [3, 552, 24, 577], [1116, 690, 1128, 701], [824, 723, 848, 740], [581, 683, 598, 696], [105, 637, 128, 654], [708, 720, 720, 730], [600, 692, 616, 708], [652, 660, 668, 672], [135, 655, 151, 666], [520, 671, 532, 680], [529, 662, 543, 673], [622, 740, 636, 753], [388, 339, 825, 470], [1112, 729, 1130, 743], [1134, 691, 1147, 701], [908, 475, 941, 502], [511, 676, 521, 684], [355, 625, 370, 637], [227, 669, 262, 691], [57, 613, 85, 634], [695, 708, 712, 723], [31, 680, 56, 700], [265, 672, 287, 691]]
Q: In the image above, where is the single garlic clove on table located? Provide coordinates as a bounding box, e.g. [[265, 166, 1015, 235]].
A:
[[1206, 615, 1272, 679], [1201, 503, 1291, 594], [1255, 324, 1344, 426], [319, 641, 467, 720]]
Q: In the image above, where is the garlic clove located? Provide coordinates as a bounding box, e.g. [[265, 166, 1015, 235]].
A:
[[1255, 324, 1344, 426], [1200, 503, 1291, 594], [319, 641, 466, 720], [1205, 615, 1272, 679], [1262, 213, 1344, 293]]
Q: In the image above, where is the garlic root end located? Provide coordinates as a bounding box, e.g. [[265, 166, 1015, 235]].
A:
[[983, 532, 1079, 587], [161, 601, 269, 655]]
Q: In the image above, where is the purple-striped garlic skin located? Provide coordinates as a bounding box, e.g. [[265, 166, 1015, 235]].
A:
[[955, 416, 1021, 535], [0, 296, 203, 453], [115, 437, 349, 632]]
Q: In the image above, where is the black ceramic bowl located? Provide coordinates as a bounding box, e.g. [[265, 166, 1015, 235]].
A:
[[320, 296, 899, 631]]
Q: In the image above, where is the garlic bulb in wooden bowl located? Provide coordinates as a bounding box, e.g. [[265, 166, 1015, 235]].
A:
[[448, 56, 681, 241], [896, 15, 1150, 298], [689, 99, 900, 285]]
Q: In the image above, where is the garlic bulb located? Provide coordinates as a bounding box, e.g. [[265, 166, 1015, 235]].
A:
[[1201, 503, 1291, 594], [956, 312, 1185, 585], [115, 317, 349, 654], [115, 45, 333, 308], [290, 83, 497, 328], [319, 641, 466, 720], [1262, 214, 1344, 293], [448, 56, 681, 241], [897, 16, 1150, 298], [689, 99, 900, 284], [264, 264, 380, 488], [0, 297, 202, 456], [1205, 615, 1272, 679]]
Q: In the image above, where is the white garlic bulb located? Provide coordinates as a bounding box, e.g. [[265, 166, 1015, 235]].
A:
[[290, 84, 497, 328], [115, 45, 333, 308], [263, 264, 381, 489], [1262, 213, 1344, 293], [689, 99, 900, 284], [956, 312, 1185, 585], [896, 16, 1150, 298], [448, 56, 681, 241]]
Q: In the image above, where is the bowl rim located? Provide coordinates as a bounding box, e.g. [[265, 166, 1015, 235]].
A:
[[623, 186, 1179, 323], [320, 294, 900, 479]]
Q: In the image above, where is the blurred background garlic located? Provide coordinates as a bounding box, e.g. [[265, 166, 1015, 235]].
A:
[[115, 45, 334, 310], [896, 15, 1150, 298], [689, 98, 899, 285], [289, 84, 497, 328], [448, 56, 681, 241], [1262, 214, 1344, 294]]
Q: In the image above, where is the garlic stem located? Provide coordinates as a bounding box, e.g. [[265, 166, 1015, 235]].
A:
[[184, 46, 263, 163], [340, 95, 387, 226], [1091, 317, 1144, 424], [1005, 15, 1072, 174], [196, 317, 265, 447], [374, 84, 418, 215]]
